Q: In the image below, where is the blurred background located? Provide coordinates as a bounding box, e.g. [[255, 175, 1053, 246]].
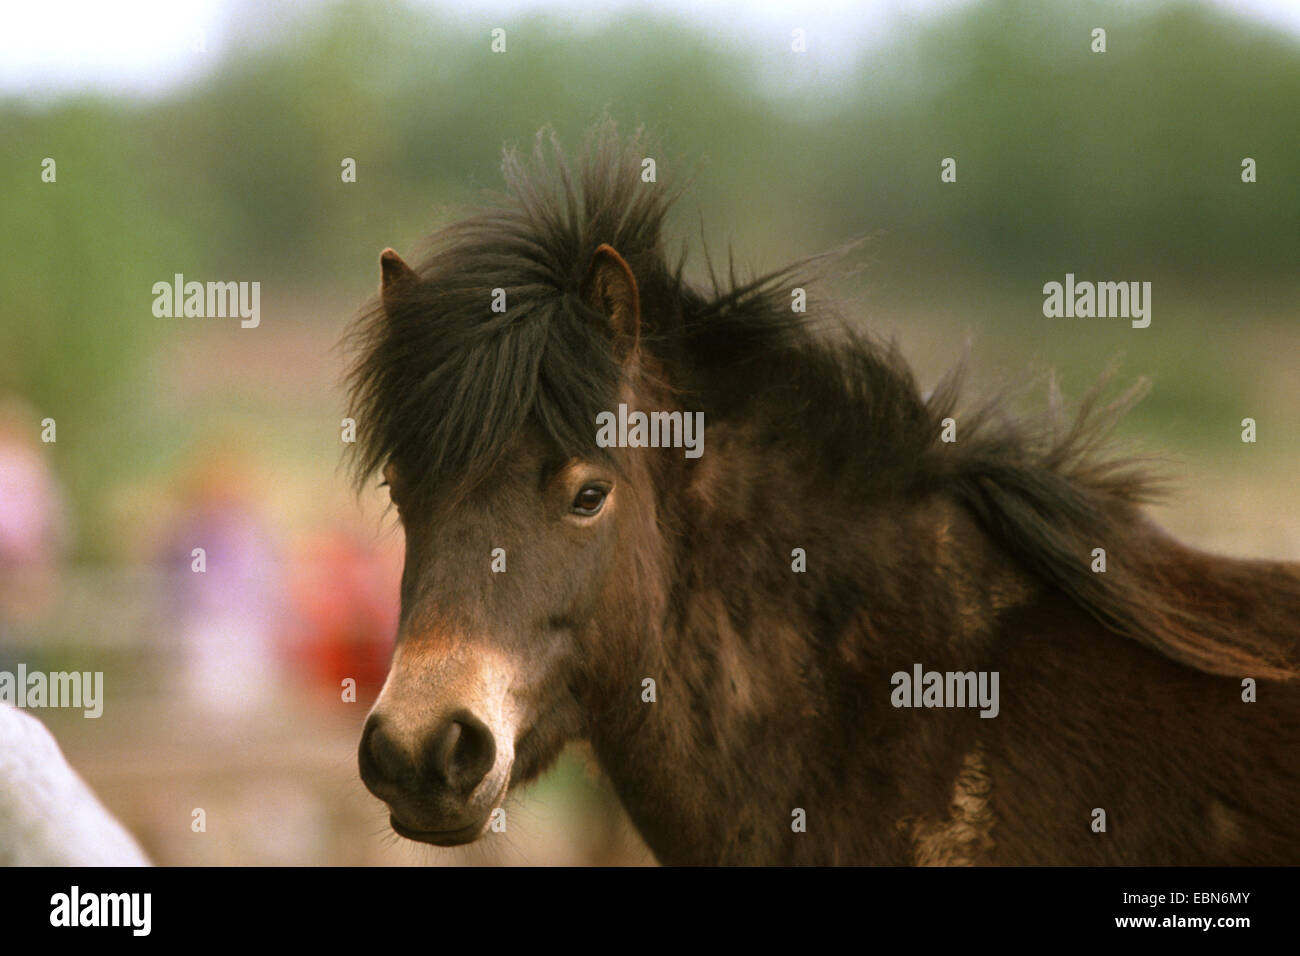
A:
[[0, 0, 1296, 865]]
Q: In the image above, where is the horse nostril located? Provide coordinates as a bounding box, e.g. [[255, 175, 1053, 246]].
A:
[[359, 714, 411, 792], [425, 711, 496, 793]]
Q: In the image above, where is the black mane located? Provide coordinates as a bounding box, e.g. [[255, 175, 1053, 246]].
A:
[[347, 121, 1178, 650]]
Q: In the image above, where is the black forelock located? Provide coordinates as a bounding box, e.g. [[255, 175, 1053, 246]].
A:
[[346, 120, 681, 502]]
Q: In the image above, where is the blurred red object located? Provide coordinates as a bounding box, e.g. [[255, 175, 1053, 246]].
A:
[[286, 531, 398, 704]]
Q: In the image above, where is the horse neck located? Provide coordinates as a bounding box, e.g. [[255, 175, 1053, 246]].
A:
[[588, 421, 1037, 863], [1118, 523, 1300, 681]]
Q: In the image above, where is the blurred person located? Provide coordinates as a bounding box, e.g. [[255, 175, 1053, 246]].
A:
[[159, 444, 286, 722], [285, 526, 399, 708], [0, 396, 71, 672]]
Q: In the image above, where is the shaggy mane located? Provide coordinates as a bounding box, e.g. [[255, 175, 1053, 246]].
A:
[[345, 121, 1297, 680]]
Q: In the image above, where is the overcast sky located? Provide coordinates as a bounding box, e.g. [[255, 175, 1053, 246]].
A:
[[3, 0, 1297, 98]]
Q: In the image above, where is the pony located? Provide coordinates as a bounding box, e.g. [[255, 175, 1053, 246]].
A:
[[348, 122, 1299, 864]]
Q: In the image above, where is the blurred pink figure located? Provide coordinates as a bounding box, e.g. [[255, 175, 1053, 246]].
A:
[[0, 398, 70, 655]]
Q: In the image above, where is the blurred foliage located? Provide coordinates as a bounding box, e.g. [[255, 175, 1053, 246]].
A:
[[1, 0, 1296, 556]]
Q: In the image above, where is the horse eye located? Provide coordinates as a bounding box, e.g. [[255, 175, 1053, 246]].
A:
[[572, 485, 608, 516], [380, 478, 403, 512], [381, 463, 403, 507]]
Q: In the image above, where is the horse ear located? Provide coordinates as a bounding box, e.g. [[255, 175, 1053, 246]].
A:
[[580, 243, 641, 358], [379, 248, 419, 312]]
